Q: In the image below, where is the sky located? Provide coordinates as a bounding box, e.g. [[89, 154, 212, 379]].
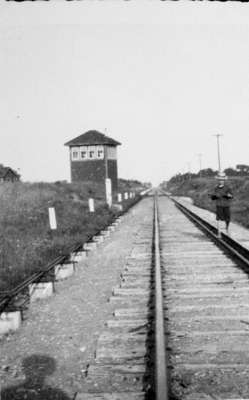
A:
[[1, 2, 249, 185]]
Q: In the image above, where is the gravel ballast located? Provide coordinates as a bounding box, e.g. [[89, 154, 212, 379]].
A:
[[0, 197, 153, 399]]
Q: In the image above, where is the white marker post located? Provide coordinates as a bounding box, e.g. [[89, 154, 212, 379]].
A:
[[105, 178, 112, 207], [48, 207, 57, 230], [118, 193, 122, 202], [88, 198, 95, 213]]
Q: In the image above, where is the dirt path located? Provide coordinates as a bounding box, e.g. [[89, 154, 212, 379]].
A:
[[0, 197, 153, 399]]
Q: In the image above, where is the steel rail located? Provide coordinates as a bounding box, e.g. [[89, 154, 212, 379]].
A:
[[0, 194, 143, 314], [154, 194, 168, 400], [155, 189, 249, 400], [0, 249, 78, 313], [163, 192, 249, 272]]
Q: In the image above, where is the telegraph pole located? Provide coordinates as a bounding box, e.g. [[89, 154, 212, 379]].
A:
[[197, 153, 202, 176], [213, 134, 223, 173], [187, 162, 191, 180], [213, 134, 223, 238]]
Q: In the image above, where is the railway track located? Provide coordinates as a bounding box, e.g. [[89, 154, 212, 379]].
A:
[[159, 196, 249, 400], [2, 192, 249, 399], [76, 193, 249, 400]]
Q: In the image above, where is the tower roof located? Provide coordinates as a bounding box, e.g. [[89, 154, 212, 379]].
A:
[[64, 130, 121, 147]]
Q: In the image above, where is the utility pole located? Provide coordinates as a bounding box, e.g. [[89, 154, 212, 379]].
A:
[[187, 162, 191, 180], [213, 134, 223, 238], [213, 134, 223, 174], [197, 153, 202, 176]]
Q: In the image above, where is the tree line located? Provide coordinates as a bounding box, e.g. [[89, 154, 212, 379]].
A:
[[168, 164, 249, 184]]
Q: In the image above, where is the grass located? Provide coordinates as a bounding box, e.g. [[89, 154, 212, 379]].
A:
[[165, 177, 249, 229], [0, 181, 141, 292]]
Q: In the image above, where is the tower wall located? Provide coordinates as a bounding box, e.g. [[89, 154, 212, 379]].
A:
[[71, 159, 106, 194], [107, 160, 118, 193]]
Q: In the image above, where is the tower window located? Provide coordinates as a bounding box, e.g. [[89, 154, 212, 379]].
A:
[[72, 151, 79, 159], [89, 151, 94, 158], [81, 151, 87, 159], [97, 150, 103, 158]]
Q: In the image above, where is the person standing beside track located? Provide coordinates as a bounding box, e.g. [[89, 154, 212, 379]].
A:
[[210, 172, 233, 237]]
